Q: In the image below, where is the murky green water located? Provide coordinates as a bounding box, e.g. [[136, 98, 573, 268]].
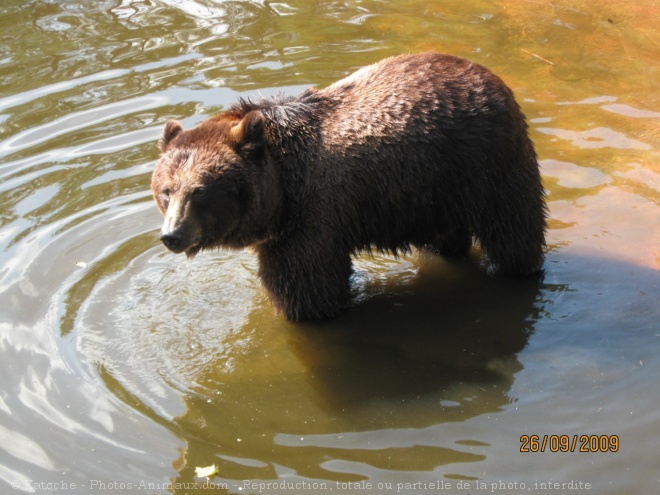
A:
[[1, 1, 658, 494]]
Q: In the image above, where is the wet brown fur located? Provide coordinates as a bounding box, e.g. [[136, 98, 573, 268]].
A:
[[152, 52, 548, 321]]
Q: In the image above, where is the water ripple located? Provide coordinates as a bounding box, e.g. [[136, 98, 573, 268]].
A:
[[536, 126, 652, 150], [0, 0, 659, 492]]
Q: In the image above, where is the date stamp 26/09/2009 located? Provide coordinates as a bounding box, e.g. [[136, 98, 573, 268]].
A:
[[520, 434, 619, 453]]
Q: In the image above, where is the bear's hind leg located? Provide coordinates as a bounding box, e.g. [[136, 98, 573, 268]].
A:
[[476, 208, 546, 276]]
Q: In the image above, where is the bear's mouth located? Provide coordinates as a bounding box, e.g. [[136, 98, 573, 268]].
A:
[[185, 244, 202, 260]]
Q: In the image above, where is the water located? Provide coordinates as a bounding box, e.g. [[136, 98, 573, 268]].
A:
[[0, 1, 658, 494]]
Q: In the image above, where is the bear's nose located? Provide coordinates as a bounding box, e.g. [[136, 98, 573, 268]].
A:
[[160, 232, 183, 251]]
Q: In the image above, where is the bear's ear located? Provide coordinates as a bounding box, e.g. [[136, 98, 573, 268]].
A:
[[158, 120, 183, 153], [228, 111, 265, 149]]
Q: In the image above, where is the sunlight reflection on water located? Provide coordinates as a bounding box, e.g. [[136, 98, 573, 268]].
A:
[[0, 0, 658, 493]]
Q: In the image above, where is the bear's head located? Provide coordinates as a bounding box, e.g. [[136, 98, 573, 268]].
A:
[[152, 111, 280, 258]]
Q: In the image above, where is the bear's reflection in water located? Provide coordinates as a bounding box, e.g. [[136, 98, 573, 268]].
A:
[[168, 250, 545, 484], [288, 250, 543, 410]]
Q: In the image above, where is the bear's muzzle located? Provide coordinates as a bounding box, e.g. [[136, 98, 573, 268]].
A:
[[160, 195, 203, 256]]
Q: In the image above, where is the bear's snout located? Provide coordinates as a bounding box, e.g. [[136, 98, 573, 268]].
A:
[[159, 195, 203, 256], [160, 231, 184, 252], [160, 219, 201, 254], [159, 224, 202, 258]]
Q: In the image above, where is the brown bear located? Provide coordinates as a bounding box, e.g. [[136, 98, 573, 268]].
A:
[[152, 52, 547, 321]]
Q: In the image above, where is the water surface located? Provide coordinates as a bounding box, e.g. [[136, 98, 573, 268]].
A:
[[0, 1, 658, 494]]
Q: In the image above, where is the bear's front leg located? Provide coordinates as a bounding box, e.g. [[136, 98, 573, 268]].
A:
[[255, 236, 353, 321]]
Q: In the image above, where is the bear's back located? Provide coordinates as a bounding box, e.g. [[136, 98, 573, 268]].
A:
[[318, 52, 514, 150]]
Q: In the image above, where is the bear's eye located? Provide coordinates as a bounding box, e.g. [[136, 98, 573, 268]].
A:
[[160, 188, 171, 205], [191, 187, 207, 200]]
